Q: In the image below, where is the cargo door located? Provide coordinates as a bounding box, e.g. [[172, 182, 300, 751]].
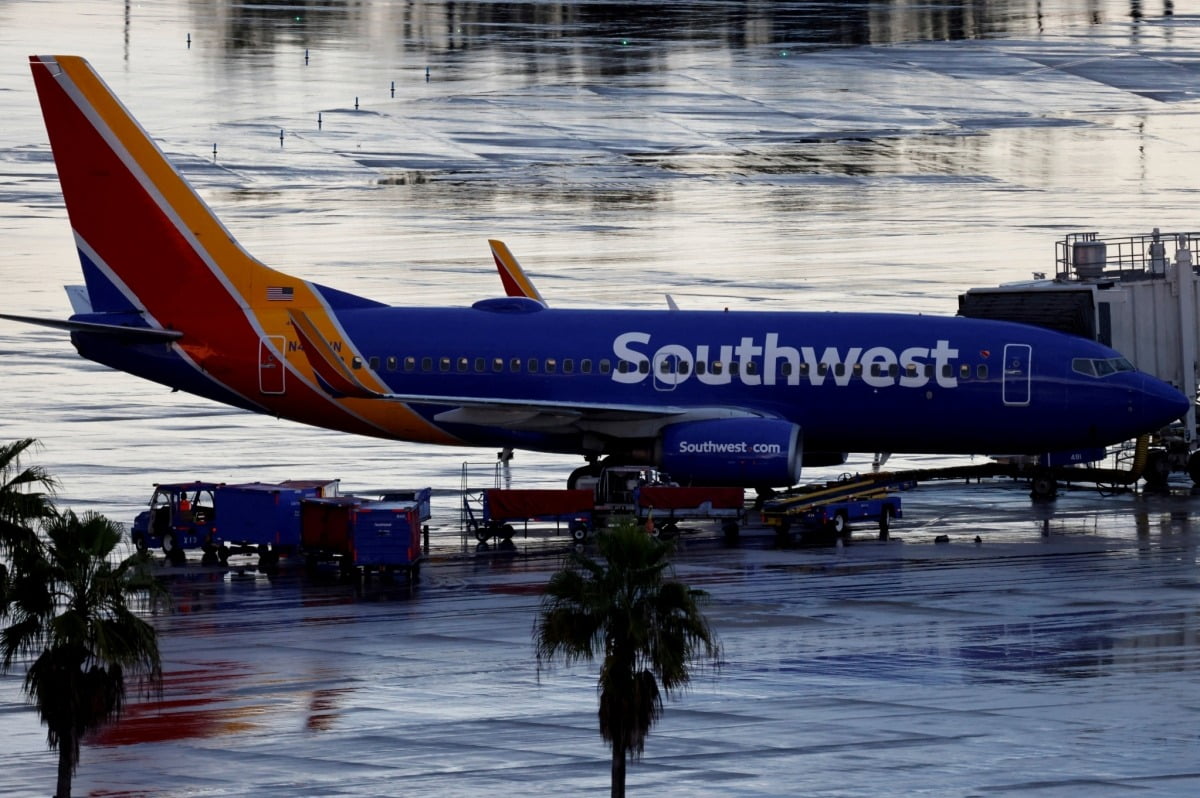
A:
[[1002, 343, 1031, 406], [259, 336, 286, 394]]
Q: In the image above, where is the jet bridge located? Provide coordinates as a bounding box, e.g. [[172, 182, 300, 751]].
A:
[[959, 228, 1200, 485]]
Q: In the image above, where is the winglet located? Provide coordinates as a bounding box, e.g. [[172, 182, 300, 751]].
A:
[[489, 239, 546, 305], [287, 310, 383, 399]]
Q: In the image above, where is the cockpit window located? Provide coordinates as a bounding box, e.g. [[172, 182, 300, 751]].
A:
[[1073, 356, 1135, 378]]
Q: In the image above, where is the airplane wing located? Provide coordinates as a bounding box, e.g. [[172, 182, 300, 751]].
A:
[[489, 239, 546, 306], [286, 310, 762, 434], [490, 239, 680, 310]]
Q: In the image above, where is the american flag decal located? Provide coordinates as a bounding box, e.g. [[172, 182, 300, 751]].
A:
[[267, 286, 294, 301]]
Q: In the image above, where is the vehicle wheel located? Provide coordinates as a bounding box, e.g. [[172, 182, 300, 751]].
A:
[[162, 533, 186, 566], [1188, 450, 1200, 485], [878, 506, 893, 541], [501, 524, 515, 542], [218, 546, 230, 565], [569, 522, 588, 543], [830, 511, 848, 537], [132, 532, 148, 554], [722, 521, 740, 544], [1144, 448, 1170, 490]]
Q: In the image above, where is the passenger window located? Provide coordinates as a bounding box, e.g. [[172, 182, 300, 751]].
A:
[[617, 361, 630, 374], [977, 364, 988, 380], [697, 361, 707, 376], [528, 358, 539, 373], [942, 364, 953, 379], [781, 362, 792, 377], [959, 364, 971, 379], [564, 359, 574, 374], [639, 361, 650, 374], [457, 357, 469, 373], [546, 358, 557, 374], [475, 357, 486, 373], [368, 356, 379, 370], [905, 363, 918, 377], [889, 364, 900, 378], [834, 364, 845, 378], [659, 359, 671, 374], [799, 363, 810, 376], [746, 362, 758, 376], [386, 356, 397, 371], [712, 361, 723, 375], [581, 359, 592, 374], [404, 356, 415, 372], [599, 359, 612, 374], [924, 364, 934, 378], [852, 363, 862, 378], [510, 358, 521, 373], [817, 363, 829, 377], [352, 356, 362, 370], [439, 357, 451, 372], [679, 361, 690, 375], [493, 357, 504, 373], [421, 357, 432, 372], [730, 362, 740, 376]]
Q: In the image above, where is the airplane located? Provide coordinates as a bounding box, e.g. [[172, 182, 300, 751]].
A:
[[0, 55, 1190, 491]]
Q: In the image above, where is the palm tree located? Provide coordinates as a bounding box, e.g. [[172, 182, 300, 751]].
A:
[[2, 509, 164, 798], [534, 519, 721, 798], [0, 437, 58, 559]]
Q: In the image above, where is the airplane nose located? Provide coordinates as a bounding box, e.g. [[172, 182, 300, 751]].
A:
[[1138, 374, 1190, 429]]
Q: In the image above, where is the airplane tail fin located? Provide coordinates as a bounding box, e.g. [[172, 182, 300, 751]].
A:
[[29, 55, 379, 337]]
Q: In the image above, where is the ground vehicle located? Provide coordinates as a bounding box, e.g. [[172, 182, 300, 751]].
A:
[[130, 479, 338, 566], [464, 488, 594, 543], [762, 475, 903, 544], [130, 482, 220, 566], [302, 497, 425, 580]]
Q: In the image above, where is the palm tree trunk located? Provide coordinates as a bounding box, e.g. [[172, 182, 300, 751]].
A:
[[55, 731, 74, 798], [611, 742, 626, 798]]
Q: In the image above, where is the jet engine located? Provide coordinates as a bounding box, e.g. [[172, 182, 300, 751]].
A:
[[655, 418, 802, 486]]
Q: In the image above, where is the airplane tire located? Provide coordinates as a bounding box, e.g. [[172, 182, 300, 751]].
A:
[[1144, 449, 1170, 490], [1030, 474, 1058, 501], [1189, 450, 1200, 485]]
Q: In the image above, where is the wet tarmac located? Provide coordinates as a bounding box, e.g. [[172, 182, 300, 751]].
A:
[[3, 1, 1200, 795]]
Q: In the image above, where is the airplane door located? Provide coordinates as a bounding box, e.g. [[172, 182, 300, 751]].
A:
[[259, 336, 286, 394], [1002, 343, 1031, 406]]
